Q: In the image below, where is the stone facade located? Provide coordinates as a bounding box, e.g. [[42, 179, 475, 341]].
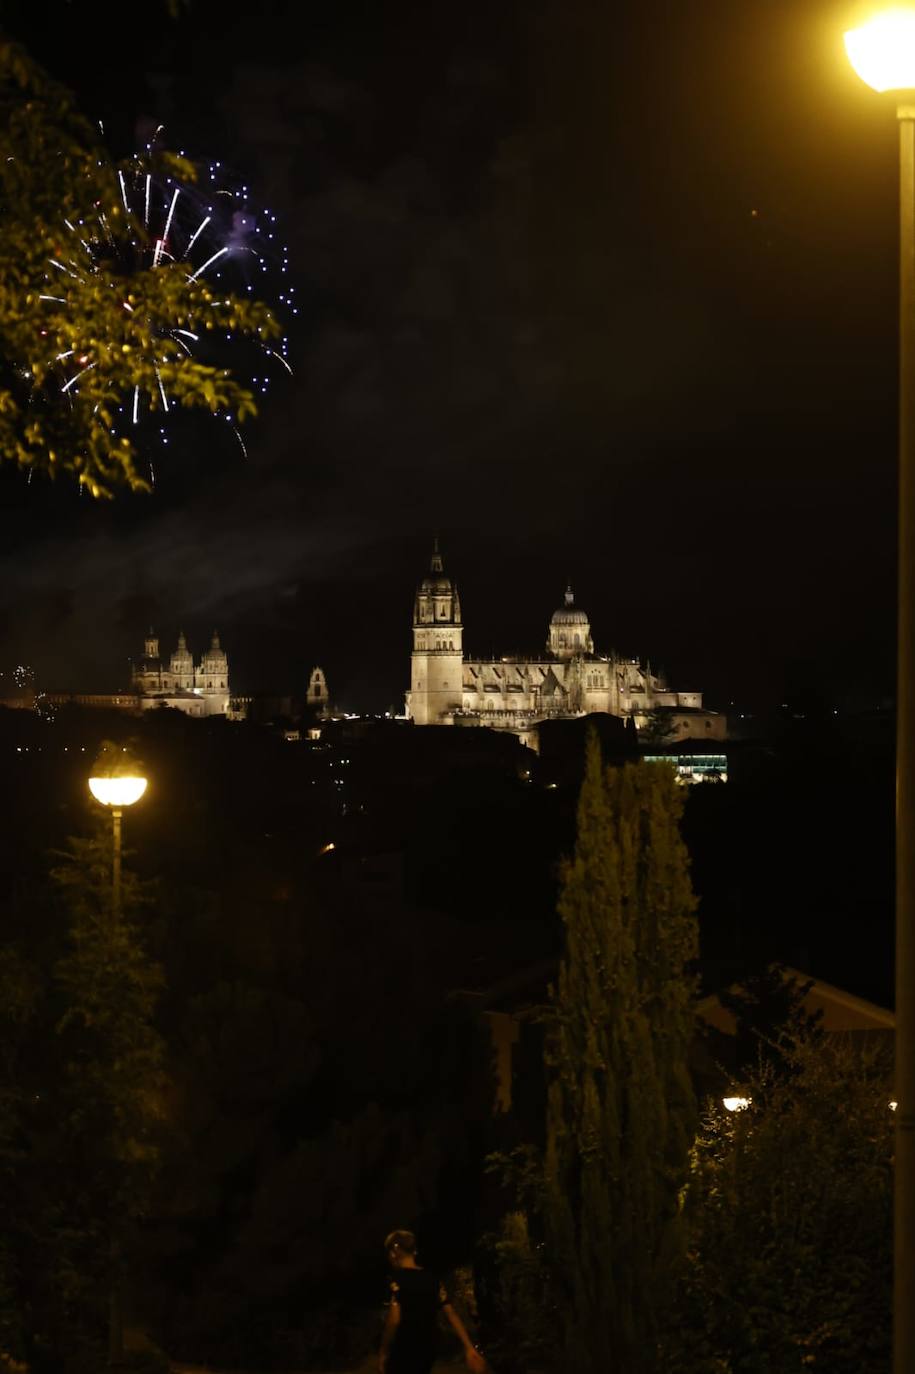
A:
[[131, 629, 232, 718], [405, 544, 724, 750]]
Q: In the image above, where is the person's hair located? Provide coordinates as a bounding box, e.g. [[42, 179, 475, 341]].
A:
[[385, 1229, 417, 1256]]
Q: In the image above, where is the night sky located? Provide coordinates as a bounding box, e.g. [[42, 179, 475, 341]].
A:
[[0, 1, 901, 712]]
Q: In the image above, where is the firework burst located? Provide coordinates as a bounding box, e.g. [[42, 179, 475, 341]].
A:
[[30, 139, 291, 494]]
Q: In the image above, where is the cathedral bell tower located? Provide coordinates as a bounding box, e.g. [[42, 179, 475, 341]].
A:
[[407, 540, 464, 725]]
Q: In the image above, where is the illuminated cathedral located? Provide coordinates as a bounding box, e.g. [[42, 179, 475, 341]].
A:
[[132, 629, 232, 718], [405, 543, 724, 750]]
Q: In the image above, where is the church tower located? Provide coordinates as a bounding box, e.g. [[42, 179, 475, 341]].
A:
[[170, 630, 194, 690], [308, 666, 329, 716], [407, 540, 464, 725]]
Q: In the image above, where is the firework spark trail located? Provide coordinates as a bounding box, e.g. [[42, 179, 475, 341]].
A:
[[264, 348, 293, 376], [38, 295, 66, 303], [155, 367, 169, 413], [118, 169, 129, 212], [232, 426, 248, 459], [153, 238, 164, 268], [185, 215, 211, 256], [61, 362, 96, 393], [187, 246, 228, 282], [133, 386, 140, 425], [144, 174, 151, 226], [173, 329, 199, 341], [163, 187, 180, 246]]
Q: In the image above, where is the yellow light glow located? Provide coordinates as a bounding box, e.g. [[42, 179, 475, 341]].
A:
[[845, 10, 915, 92], [88, 776, 148, 807], [722, 1095, 751, 1113]]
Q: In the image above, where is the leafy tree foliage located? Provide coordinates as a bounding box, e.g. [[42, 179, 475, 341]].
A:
[[639, 708, 680, 747], [49, 823, 167, 1367], [718, 960, 823, 1074], [665, 1036, 892, 1374], [542, 745, 698, 1373], [0, 947, 43, 1368], [0, 39, 278, 495], [0, 816, 166, 1373]]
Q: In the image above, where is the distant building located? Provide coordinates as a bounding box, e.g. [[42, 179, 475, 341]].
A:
[[46, 631, 327, 725], [131, 629, 235, 718], [405, 542, 725, 750], [308, 666, 330, 715]]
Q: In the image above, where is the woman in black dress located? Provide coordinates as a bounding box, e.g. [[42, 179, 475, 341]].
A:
[[378, 1230, 486, 1374]]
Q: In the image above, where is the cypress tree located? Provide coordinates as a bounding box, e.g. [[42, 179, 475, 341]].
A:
[[543, 739, 698, 1373]]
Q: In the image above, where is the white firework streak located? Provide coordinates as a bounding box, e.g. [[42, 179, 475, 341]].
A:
[[185, 215, 211, 257], [144, 173, 151, 226], [232, 426, 249, 459], [118, 169, 129, 213], [155, 367, 170, 413], [39, 295, 66, 303], [264, 348, 293, 376], [61, 362, 96, 393], [133, 386, 140, 425], [163, 187, 180, 245], [173, 328, 199, 342], [187, 246, 228, 282], [153, 238, 164, 267]]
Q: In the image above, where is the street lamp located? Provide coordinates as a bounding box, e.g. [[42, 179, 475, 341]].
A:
[[88, 773, 147, 920], [845, 14, 915, 1373]]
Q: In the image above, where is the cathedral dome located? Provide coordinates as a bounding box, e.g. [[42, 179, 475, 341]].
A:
[[547, 585, 593, 659], [551, 586, 589, 624]]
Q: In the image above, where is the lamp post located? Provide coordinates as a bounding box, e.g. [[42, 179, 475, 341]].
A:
[[88, 774, 148, 921], [86, 770, 147, 1367], [845, 13, 915, 1372]]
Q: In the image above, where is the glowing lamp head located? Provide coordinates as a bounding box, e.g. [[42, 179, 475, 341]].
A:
[[845, 10, 915, 92], [88, 776, 148, 808], [722, 1095, 751, 1113]]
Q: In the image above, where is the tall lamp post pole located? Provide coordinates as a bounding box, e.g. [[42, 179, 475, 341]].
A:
[[86, 768, 148, 1367], [88, 775, 147, 923], [846, 15, 915, 1373], [111, 806, 122, 920]]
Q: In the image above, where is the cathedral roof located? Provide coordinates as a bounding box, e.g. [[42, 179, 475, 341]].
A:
[[551, 585, 589, 625]]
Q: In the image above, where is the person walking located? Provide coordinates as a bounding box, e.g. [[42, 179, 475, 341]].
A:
[[378, 1229, 487, 1374]]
